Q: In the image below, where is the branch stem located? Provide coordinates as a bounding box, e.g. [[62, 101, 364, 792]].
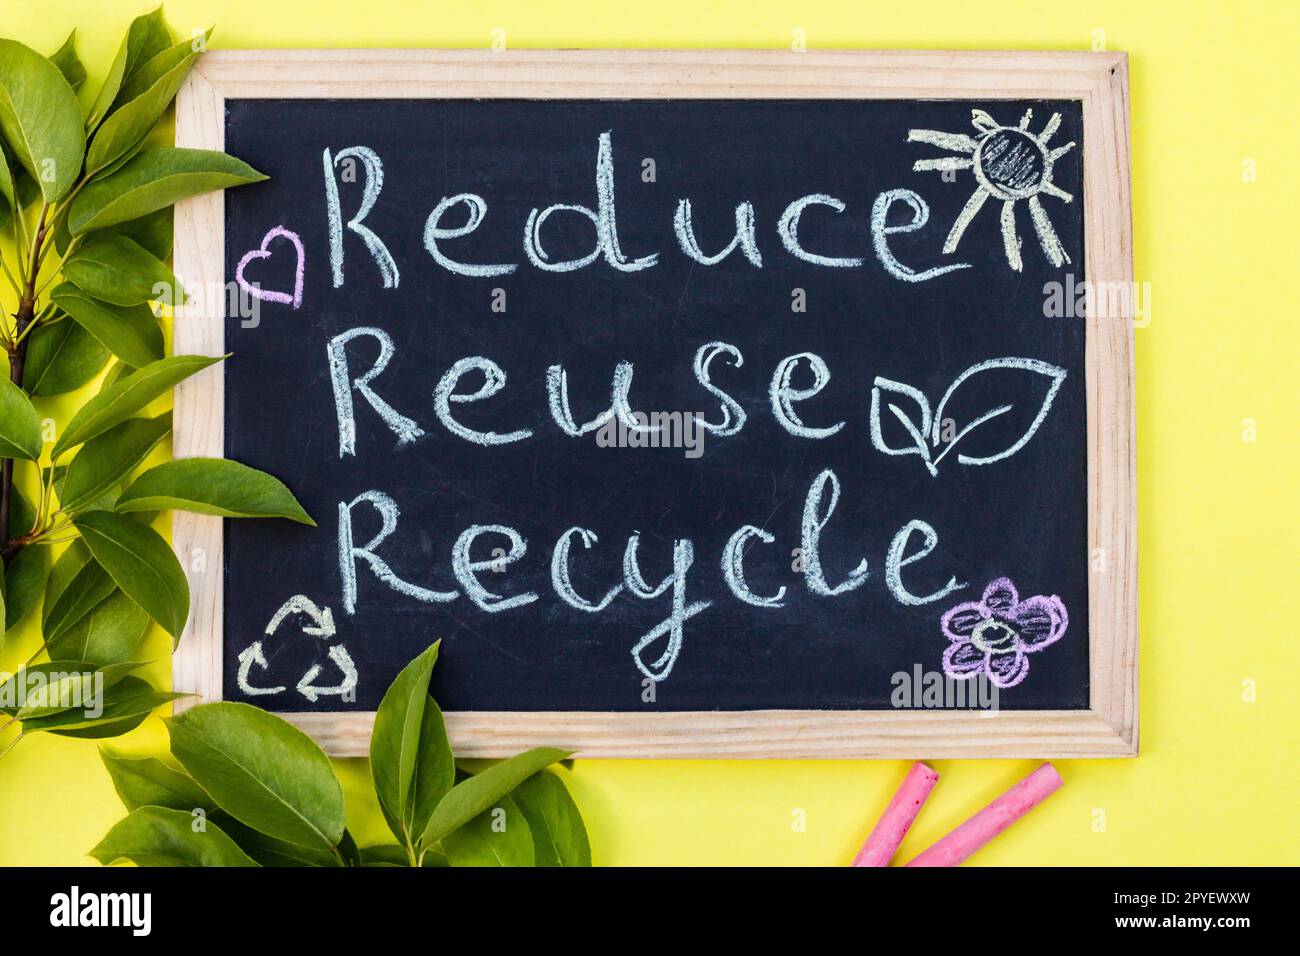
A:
[[1, 204, 50, 562]]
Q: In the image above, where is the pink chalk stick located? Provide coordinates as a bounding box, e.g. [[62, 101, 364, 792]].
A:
[[905, 763, 1064, 867], [852, 762, 939, 866]]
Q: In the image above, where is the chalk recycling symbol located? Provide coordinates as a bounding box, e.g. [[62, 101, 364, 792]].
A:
[[237, 595, 357, 702]]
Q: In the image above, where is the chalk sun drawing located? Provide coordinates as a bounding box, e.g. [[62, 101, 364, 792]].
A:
[[939, 578, 1068, 688], [869, 356, 1067, 476], [235, 225, 305, 309], [907, 108, 1075, 272]]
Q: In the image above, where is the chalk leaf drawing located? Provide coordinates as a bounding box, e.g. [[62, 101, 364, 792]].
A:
[[908, 108, 1076, 272], [235, 225, 305, 309], [870, 357, 1067, 476], [940, 577, 1068, 689]]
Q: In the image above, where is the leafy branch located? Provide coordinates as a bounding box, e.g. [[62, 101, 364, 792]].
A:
[[0, 12, 593, 869], [0, 9, 308, 751], [92, 643, 591, 867]]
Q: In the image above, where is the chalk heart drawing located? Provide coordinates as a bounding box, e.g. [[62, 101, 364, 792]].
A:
[[235, 225, 305, 309], [908, 107, 1076, 272], [939, 577, 1068, 689], [237, 594, 357, 702], [869, 356, 1067, 476]]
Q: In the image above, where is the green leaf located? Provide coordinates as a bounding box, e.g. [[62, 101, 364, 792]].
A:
[[22, 318, 109, 396], [61, 412, 171, 514], [85, 33, 207, 177], [0, 39, 85, 203], [511, 770, 591, 866], [165, 702, 346, 851], [118, 31, 200, 105], [420, 747, 570, 847], [91, 806, 257, 867], [56, 462, 123, 513], [49, 31, 87, 93], [359, 844, 411, 867], [52, 353, 221, 459], [337, 828, 362, 867], [117, 457, 315, 525], [371, 641, 454, 846], [11, 483, 36, 534], [87, 138, 149, 185], [0, 375, 42, 460], [20, 674, 183, 733], [50, 285, 164, 368], [442, 794, 535, 867], [210, 812, 342, 867], [43, 541, 116, 641], [361, 843, 452, 866], [0, 140, 14, 210], [0, 660, 89, 716], [0, 143, 14, 230], [87, 7, 173, 131], [70, 148, 266, 234], [3, 544, 48, 630], [66, 479, 128, 513], [12, 160, 40, 208], [52, 207, 72, 254], [50, 711, 150, 739], [9, 659, 145, 719], [48, 589, 151, 667], [100, 360, 129, 392], [359, 843, 451, 867], [100, 750, 214, 812], [72, 510, 188, 640], [101, 207, 172, 261], [60, 237, 181, 306]]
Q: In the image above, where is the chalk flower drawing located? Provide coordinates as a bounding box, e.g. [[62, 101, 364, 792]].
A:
[[940, 578, 1069, 688], [869, 357, 1067, 476], [908, 108, 1076, 272]]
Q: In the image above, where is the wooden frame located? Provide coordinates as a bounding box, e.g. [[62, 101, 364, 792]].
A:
[[172, 50, 1136, 758]]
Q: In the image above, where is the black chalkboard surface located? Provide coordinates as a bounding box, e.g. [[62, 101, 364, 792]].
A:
[[218, 96, 1089, 716]]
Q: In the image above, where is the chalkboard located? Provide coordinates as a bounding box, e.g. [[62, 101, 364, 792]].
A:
[[172, 51, 1137, 758]]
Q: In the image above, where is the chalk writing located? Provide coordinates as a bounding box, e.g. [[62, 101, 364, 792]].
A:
[[224, 99, 1085, 699]]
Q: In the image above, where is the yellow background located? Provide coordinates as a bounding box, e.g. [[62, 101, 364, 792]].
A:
[[1, 0, 1296, 866]]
